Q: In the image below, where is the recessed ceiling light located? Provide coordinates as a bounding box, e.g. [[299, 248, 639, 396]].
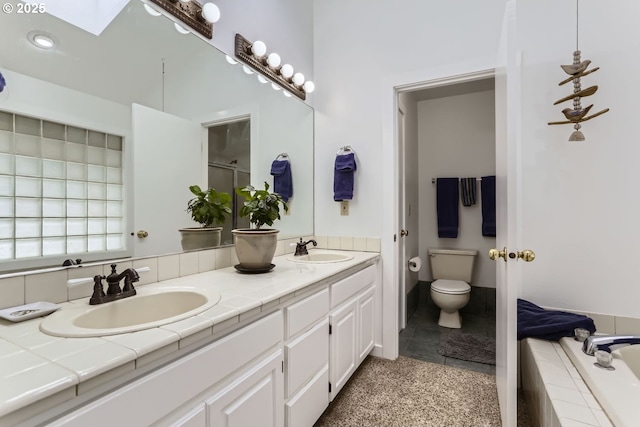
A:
[[27, 31, 56, 49]]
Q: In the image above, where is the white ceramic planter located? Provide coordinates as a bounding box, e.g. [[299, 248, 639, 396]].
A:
[[179, 227, 222, 251], [232, 228, 279, 270]]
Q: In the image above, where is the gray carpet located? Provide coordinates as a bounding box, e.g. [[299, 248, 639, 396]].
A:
[[438, 332, 496, 365], [315, 355, 501, 427]]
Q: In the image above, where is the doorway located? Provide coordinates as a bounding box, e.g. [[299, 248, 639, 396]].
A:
[[396, 75, 497, 374], [207, 118, 251, 246]]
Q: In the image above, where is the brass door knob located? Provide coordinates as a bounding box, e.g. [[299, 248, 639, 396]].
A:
[[517, 249, 535, 262], [400, 229, 409, 237], [136, 230, 149, 238], [489, 247, 507, 262]]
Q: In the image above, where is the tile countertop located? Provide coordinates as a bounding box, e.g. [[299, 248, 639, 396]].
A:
[[0, 250, 379, 423]]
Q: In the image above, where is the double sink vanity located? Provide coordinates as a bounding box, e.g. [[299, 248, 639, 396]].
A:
[[0, 249, 380, 427]]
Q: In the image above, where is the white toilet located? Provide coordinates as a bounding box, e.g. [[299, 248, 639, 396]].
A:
[[428, 248, 478, 328]]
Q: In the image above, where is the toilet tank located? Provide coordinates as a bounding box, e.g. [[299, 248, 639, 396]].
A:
[[428, 248, 478, 282]]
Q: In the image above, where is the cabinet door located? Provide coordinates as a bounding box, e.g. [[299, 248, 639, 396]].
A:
[[329, 299, 357, 401], [207, 350, 283, 427], [358, 286, 375, 364]]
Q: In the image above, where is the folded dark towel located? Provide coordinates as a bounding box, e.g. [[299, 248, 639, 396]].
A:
[[460, 177, 476, 206], [436, 178, 459, 238], [270, 160, 292, 202], [334, 153, 357, 201], [517, 298, 596, 341], [481, 176, 496, 237]]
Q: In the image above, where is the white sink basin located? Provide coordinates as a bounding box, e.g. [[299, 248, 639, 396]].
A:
[[286, 250, 354, 264], [40, 286, 221, 337]]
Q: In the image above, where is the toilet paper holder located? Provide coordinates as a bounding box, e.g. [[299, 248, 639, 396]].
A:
[[407, 256, 422, 272]]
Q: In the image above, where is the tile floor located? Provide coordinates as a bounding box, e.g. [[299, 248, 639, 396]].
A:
[[399, 283, 496, 375]]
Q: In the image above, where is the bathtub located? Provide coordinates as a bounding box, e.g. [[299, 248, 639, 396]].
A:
[[560, 337, 640, 427]]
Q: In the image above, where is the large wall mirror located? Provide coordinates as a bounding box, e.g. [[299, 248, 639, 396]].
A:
[[0, 1, 314, 272]]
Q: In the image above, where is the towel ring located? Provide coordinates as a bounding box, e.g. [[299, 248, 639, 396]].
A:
[[336, 145, 355, 155], [275, 153, 289, 160]]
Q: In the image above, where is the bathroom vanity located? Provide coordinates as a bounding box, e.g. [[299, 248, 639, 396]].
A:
[[0, 250, 380, 427]]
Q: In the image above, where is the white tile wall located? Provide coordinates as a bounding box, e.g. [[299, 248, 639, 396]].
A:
[[521, 338, 614, 427], [0, 235, 382, 309]]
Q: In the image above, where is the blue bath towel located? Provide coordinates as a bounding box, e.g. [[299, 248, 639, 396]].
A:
[[334, 153, 357, 201], [270, 159, 293, 202], [481, 176, 496, 237], [436, 178, 459, 238], [517, 299, 596, 341]]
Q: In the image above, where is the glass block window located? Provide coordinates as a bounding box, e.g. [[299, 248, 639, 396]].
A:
[[0, 111, 125, 261]]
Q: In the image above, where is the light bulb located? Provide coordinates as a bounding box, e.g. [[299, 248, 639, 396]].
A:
[[174, 23, 190, 34], [179, 0, 190, 3], [292, 72, 305, 86], [242, 65, 254, 75], [271, 83, 281, 91], [251, 40, 267, 58], [267, 53, 281, 69], [303, 81, 315, 93], [283, 91, 292, 98], [280, 64, 294, 79], [201, 3, 220, 23], [257, 75, 268, 84], [143, 4, 161, 16], [225, 55, 237, 65]]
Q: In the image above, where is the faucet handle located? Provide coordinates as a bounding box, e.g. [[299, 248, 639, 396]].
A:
[[89, 275, 106, 305]]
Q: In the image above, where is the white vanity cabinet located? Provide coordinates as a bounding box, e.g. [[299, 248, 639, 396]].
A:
[[47, 311, 284, 427], [329, 265, 376, 401]]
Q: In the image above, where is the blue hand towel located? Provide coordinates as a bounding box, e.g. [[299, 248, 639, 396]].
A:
[[436, 178, 459, 238], [481, 176, 496, 237], [460, 177, 477, 206], [334, 153, 357, 201], [270, 160, 292, 202], [517, 299, 596, 341]]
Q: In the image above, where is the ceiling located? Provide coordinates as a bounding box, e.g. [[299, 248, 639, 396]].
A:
[[0, 1, 210, 105]]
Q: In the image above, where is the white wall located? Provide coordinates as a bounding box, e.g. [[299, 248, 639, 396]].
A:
[[516, 0, 640, 318], [313, 0, 507, 239], [417, 89, 496, 288], [205, 0, 314, 102]]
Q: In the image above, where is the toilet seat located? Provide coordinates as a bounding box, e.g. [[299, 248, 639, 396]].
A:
[[431, 279, 470, 295]]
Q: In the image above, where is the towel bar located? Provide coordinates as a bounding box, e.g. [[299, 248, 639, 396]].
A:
[[275, 153, 289, 160], [337, 145, 355, 155]]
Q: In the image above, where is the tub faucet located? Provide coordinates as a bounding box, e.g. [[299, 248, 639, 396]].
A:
[[582, 334, 640, 355], [89, 264, 139, 305], [294, 238, 317, 256]]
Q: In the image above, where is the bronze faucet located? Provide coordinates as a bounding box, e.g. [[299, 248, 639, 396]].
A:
[[89, 264, 139, 305], [294, 238, 317, 256]]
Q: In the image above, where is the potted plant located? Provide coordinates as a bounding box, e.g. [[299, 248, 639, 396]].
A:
[[179, 185, 232, 251], [232, 182, 288, 271]]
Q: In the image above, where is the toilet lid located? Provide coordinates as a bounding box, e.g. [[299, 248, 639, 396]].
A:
[[431, 279, 470, 295]]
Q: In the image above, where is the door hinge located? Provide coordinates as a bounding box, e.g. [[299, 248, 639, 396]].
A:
[[329, 324, 332, 335], [329, 382, 332, 393], [282, 360, 284, 373], [394, 234, 397, 242]]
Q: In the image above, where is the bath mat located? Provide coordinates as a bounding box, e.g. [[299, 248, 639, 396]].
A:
[[438, 332, 496, 365]]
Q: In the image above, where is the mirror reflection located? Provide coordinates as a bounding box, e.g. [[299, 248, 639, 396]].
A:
[[0, 1, 314, 271]]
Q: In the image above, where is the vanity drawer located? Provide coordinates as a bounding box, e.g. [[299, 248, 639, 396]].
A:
[[331, 265, 375, 308], [286, 287, 329, 339]]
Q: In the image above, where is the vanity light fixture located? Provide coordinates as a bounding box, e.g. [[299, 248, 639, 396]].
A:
[[143, 3, 162, 16], [146, 0, 220, 39], [234, 33, 315, 100], [27, 31, 56, 49]]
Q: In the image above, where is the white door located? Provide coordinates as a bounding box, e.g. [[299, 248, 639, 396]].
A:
[[132, 104, 205, 257], [494, 2, 521, 426], [397, 107, 408, 331]]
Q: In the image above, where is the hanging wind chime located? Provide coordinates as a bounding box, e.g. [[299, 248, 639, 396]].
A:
[[547, 0, 609, 141]]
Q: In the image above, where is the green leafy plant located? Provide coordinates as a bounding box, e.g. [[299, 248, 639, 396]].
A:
[[186, 185, 232, 228], [236, 182, 288, 229]]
